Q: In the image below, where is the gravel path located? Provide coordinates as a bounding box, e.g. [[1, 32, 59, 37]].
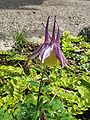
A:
[[0, 0, 90, 50]]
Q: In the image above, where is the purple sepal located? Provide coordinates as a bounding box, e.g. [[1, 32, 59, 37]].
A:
[[51, 16, 56, 44], [39, 44, 53, 63], [44, 16, 50, 44], [54, 44, 64, 67]]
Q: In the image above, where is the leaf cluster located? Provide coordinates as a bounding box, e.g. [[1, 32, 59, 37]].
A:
[[0, 31, 90, 120]]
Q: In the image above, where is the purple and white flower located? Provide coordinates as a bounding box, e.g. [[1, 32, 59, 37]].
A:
[[24, 16, 68, 72]]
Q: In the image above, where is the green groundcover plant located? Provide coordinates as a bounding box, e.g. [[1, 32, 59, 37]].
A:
[[0, 17, 90, 120]]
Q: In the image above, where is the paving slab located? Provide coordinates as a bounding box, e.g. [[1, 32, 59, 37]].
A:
[[0, 0, 90, 50]]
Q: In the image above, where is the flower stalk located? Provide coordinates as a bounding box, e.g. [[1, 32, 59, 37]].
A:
[[37, 70, 44, 108]]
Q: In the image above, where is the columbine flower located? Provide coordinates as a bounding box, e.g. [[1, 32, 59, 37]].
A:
[[24, 16, 68, 73]]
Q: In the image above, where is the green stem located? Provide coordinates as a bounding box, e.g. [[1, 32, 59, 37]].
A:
[[37, 72, 44, 108]]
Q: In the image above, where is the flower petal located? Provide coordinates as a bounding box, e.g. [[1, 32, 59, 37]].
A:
[[39, 44, 48, 60], [43, 22, 52, 40], [39, 45, 53, 63], [61, 52, 69, 65], [51, 16, 56, 44], [44, 49, 59, 67], [54, 44, 64, 67], [56, 19, 60, 44], [44, 16, 50, 43], [25, 44, 43, 64], [24, 44, 43, 74]]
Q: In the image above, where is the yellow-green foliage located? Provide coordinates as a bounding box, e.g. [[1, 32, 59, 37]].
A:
[[0, 32, 90, 120]]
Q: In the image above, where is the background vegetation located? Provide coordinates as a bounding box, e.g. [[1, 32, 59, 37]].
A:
[[0, 31, 90, 120]]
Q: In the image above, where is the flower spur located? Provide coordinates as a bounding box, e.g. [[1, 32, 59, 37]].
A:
[[24, 16, 68, 73]]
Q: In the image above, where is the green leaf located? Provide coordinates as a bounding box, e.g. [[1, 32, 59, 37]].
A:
[[30, 81, 39, 87]]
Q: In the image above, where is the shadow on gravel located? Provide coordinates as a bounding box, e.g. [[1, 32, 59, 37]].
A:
[[0, 0, 46, 9], [78, 26, 90, 42]]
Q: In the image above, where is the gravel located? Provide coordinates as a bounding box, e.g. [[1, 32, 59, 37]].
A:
[[0, 0, 90, 50]]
